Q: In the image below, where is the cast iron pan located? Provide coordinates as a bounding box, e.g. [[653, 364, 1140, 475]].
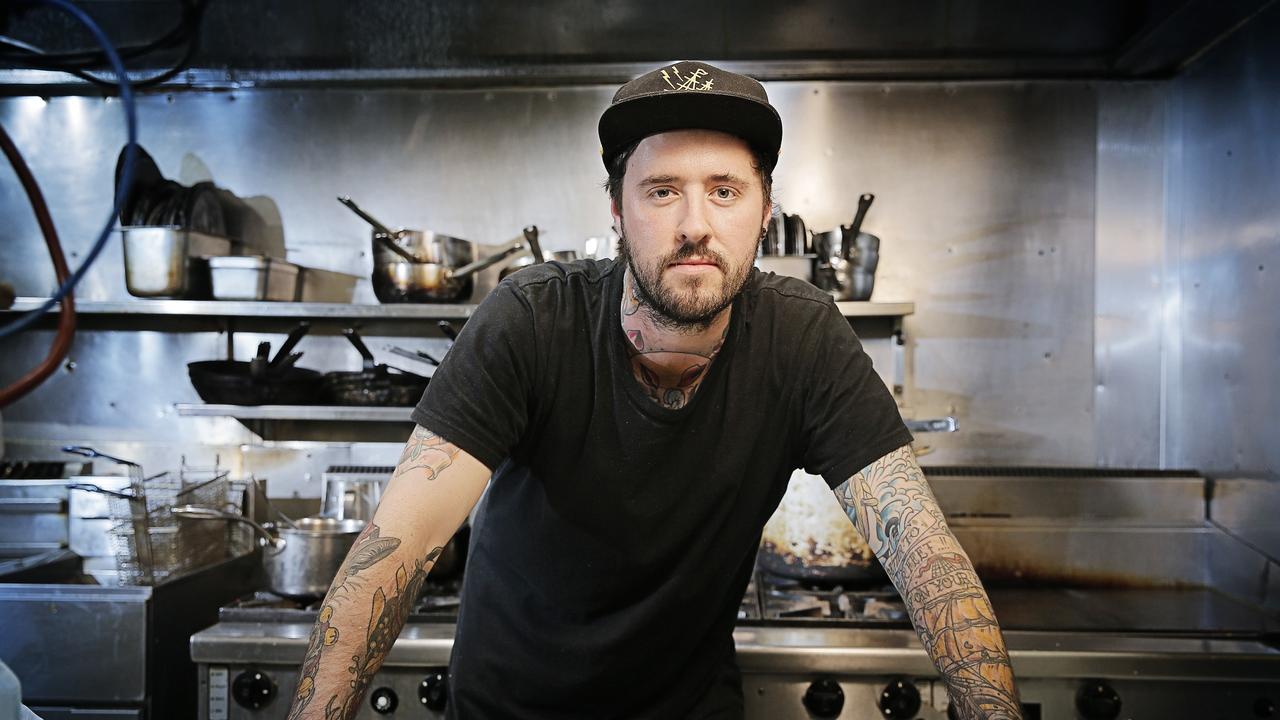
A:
[[757, 543, 889, 586], [321, 328, 429, 406], [188, 323, 320, 405]]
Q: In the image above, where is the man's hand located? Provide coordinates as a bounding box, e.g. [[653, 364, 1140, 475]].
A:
[[833, 445, 1022, 720], [285, 425, 491, 720]]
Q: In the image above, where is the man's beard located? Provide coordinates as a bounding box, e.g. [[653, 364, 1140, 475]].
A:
[[617, 219, 759, 330]]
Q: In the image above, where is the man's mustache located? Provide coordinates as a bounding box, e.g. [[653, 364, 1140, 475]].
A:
[[662, 242, 726, 270]]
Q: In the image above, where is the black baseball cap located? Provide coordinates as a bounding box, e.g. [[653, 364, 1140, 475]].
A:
[[598, 61, 782, 171]]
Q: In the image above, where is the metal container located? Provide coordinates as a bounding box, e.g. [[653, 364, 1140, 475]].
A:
[[321, 476, 384, 522], [265, 517, 365, 599], [298, 266, 360, 302], [122, 226, 235, 299], [208, 256, 300, 301]]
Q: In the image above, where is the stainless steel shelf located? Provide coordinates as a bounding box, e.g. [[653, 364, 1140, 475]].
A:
[[9, 297, 912, 319], [6, 298, 479, 320], [175, 404, 413, 421], [834, 301, 914, 317]]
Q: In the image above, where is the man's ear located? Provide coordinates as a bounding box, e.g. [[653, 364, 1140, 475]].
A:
[[610, 200, 623, 235]]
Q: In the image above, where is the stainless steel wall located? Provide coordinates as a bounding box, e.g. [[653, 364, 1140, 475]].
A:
[[1167, 5, 1280, 482], [1167, 4, 1280, 577], [0, 77, 1154, 494], [1094, 83, 1168, 469]]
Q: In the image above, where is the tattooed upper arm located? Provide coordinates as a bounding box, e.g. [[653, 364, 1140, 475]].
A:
[[832, 444, 940, 568], [394, 424, 463, 480]]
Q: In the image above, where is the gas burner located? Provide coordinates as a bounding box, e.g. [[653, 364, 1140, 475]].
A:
[[745, 570, 908, 625], [766, 588, 832, 618], [219, 577, 465, 623], [229, 591, 311, 610]]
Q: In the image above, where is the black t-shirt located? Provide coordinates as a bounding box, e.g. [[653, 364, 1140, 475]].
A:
[[412, 258, 912, 719]]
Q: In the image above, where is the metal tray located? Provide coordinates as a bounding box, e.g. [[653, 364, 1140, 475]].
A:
[[209, 256, 300, 301], [298, 265, 360, 303]]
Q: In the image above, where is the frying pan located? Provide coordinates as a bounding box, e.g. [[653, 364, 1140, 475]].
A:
[[321, 328, 430, 406], [757, 544, 888, 585], [188, 323, 320, 405], [758, 469, 890, 586]]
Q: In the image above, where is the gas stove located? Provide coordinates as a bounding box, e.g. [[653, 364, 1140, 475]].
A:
[[193, 466, 1280, 719], [194, 573, 1280, 720]]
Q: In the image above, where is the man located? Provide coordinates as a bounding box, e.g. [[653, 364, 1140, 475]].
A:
[[287, 61, 1021, 720]]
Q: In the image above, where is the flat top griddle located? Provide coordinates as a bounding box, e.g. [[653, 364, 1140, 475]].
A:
[[987, 587, 1280, 637]]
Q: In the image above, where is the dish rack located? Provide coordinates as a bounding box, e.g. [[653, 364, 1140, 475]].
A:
[[65, 448, 254, 585]]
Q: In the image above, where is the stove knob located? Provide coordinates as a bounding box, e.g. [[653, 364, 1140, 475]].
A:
[[370, 686, 398, 714], [419, 671, 449, 712], [231, 669, 276, 709], [802, 678, 845, 718], [878, 677, 921, 718], [1075, 680, 1122, 720]]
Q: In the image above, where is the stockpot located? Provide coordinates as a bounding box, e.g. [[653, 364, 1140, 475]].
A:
[[174, 506, 364, 599]]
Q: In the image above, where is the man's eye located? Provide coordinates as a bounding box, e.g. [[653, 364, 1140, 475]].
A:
[[714, 187, 737, 199], [651, 188, 672, 199]]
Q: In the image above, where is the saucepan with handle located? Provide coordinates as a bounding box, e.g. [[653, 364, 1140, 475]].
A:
[[173, 505, 365, 599], [374, 226, 539, 303]]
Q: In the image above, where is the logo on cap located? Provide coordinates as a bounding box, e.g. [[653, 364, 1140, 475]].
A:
[[660, 64, 714, 92]]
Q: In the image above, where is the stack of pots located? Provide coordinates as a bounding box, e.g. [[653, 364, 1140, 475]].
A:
[[814, 193, 880, 301]]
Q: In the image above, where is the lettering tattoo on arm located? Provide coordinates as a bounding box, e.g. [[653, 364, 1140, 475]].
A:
[[834, 445, 1022, 720], [394, 425, 461, 480]]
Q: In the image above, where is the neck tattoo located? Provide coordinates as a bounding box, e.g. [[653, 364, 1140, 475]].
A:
[[620, 270, 731, 410]]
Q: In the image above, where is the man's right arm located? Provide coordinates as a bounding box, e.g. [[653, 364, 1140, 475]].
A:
[[285, 424, 491, 720]]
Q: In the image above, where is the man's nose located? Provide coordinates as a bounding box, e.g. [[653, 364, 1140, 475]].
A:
[[676, 196, 713, 245]]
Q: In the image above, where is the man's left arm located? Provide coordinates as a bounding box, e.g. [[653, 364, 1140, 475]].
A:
[[833, 444, 1022, 720]]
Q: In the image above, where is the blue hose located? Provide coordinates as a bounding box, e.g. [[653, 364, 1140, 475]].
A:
[[0, 0, 138, 339]]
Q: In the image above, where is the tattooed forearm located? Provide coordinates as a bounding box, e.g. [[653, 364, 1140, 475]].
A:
[[286, 523, 445, 720], [327, 523, 400, 605], [324, 546, 442, 719], [835, 445, 1022, 720], [395, 425, 461, 480]]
